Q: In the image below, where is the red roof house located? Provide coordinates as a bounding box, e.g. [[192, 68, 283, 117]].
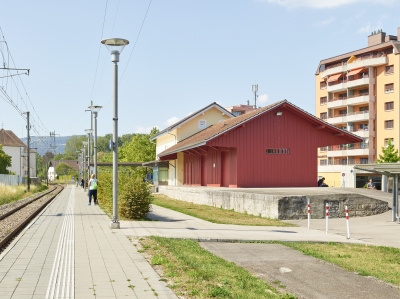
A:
[[158, 100, 363, 188]]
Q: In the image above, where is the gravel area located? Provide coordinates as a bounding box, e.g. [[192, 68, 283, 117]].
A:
[[0, 186, 60, 243]]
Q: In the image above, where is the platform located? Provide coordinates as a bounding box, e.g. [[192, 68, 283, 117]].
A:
[[0, 186, 176, 299]]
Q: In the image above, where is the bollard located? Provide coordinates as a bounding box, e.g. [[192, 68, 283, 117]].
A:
[[325, 203, 329, 234], [307, 199, 310, 230], [345, 205, 350, 239]]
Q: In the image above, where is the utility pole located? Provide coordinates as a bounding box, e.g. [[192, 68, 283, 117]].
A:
[[50, 131, 59, 181], [26, 112, 31, 191], [252, 84, 258, 109]]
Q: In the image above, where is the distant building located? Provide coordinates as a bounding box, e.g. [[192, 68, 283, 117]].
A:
[[316, 27, 400, 187], [225, 104, 256, 116], [155, 100, 362, 188], [0, 129, 36, 177], [47, 160, 79, 181]]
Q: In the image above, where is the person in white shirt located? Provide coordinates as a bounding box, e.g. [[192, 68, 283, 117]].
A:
[[88, 174, 98, 205]]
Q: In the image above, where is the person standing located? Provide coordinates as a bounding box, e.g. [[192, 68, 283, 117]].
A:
[[367, 179, 376, 189], [75, 177, 79, 187], [88, 173, 98, 205], [81, 177, 84, 188]]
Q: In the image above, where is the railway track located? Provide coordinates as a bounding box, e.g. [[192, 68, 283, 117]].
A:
[[0, 185, 64, 251]]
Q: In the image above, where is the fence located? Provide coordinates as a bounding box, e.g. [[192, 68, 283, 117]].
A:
[[0, 174, 25, 186]]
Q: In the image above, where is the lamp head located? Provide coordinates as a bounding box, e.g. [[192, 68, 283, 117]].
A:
[[88, 105, 103, 115], [101, 38, 129, 62]]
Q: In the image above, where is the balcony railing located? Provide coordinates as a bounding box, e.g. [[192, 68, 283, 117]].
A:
[[328, 143, 368, 151], [348, 110, 369, 117], [325, 158, 373, 166]]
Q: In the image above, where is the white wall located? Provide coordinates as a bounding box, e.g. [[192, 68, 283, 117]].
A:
[[3, 146, 22, 176]]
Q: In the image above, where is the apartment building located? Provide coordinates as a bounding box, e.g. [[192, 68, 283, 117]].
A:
[[315, 28, 400, 188]]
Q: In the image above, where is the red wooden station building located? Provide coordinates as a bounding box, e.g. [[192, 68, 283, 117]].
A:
[[158, 100, 362, 188]]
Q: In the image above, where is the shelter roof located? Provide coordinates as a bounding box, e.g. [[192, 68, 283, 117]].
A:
[[158, 100, 363, 157], [150, 102, 235, 141], [354, 163, 400, 176]]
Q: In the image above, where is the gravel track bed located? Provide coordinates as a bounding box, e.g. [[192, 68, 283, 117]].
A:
[[0, 187, 60, 242], [0, 187, 55, 218]]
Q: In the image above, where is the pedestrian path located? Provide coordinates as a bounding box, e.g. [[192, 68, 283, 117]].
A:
[[0, 186, 176, 299]]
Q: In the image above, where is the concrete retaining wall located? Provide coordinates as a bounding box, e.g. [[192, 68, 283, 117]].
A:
[[159, 186, 389, 220]]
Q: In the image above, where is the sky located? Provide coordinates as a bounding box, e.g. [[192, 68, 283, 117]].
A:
[[1, 0, 400, 151]]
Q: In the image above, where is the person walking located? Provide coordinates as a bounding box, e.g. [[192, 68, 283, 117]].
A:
[[88, 173, 98, 205], [81, 177, 84, 188]]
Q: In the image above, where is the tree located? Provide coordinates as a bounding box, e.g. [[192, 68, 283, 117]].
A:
[[0, 145, 12, 174], [97, 134, 113, 153], [375, 139, 400, 163], [64, 135, 86, 159], [55, 162, 73, 176], [120, 127, 158, 162]]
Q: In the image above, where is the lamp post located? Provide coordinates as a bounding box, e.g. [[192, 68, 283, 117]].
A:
[[88, 105, 102, 179], [82, 142, 87, 191], [85, 129, 93, 185], [101, 38, 129, 229]]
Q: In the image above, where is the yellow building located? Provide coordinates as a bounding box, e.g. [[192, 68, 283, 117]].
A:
[[150, 102, 234, 186], [316, 28, 400, 188]]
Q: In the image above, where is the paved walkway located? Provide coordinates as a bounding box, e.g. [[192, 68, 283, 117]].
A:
[[0, 186, 176, 299]]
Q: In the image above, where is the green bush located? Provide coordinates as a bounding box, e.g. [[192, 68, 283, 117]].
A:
[[97, 171, 152, 219]]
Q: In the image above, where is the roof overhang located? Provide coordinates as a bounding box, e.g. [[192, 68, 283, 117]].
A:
[[354, 163, 400, 176]]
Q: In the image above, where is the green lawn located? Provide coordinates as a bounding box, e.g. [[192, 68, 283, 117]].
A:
[[152, 194, 295, 227], [138, 237, 295, 298]]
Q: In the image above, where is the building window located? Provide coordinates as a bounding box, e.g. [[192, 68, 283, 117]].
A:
[[385, 83, 394, 93], [320, 97, 327, 105], [385, 101, 394, 111], [320, 159, 327, 166], [232, 111, 242, 116], [320, 112, 327, 120], [339, 93, 347, 99], [198, 119, 207, 130], [320, 81, 327, 89], [385, 138, 393, 147], [266, 148, 290, 155], [359, 88, 369, 95], [359, 123, 368, 131], [360, 158, 369, 164], [359, 106, 369, 112], [339, 109, 347, 116], [320, 147, 327, 152], [385, 120, 394, 129], [385, 65, 394, 75]]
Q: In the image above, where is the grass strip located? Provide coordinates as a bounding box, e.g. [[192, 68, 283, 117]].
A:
[[267, 241, 400, 286], [0, 183, 48, 206], [139, 236, 295, 298], [152, 194, 295, 227]]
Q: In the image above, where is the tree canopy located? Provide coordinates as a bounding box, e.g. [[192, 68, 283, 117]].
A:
[[375, 139, 400, 163], [120, 127, 158, 162], [0, 145, 12, 174], [55, 162, 73, 175], [64, 135, 87, 159]]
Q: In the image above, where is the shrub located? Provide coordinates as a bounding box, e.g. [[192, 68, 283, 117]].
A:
[[97, 171, 152, 219]]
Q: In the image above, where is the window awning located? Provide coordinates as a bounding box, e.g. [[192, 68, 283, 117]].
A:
[[327, 73, 342, 83], [347, 68, 365, 77]]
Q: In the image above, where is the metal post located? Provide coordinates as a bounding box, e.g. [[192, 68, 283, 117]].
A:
[[87, 133, 90, 183], [83, 144, 87, 191], [393, 174, 398, 222], [307, 198, 310, 230], [325, 203, 329, 234], [94, 112, 98, 178], [112, 58, 120, 228], [26, 112, 30, 191]]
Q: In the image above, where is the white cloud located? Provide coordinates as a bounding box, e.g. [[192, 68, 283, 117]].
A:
[[259, 0, 396, 9], [165, 116, 180, 126], [258, 94, 269, 105], [313, 17, 335, 27], [134, 125, 159, 134]]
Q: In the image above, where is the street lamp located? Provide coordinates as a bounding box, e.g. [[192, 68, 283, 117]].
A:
[[82, 142, 87, 191], [88, 105, 102, 179], [85, 129, 93, 185], [101, 38, 129, 229]]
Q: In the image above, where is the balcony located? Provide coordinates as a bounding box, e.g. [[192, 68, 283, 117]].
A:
[[327, 143, 369, 157], [347, 94, 369, 106], [350, 129, 369, 138], [347, 77, 369, 89], [327, 97, 347, 109], [327, 114, 347, 125], [327, 149, 348, 157], [327, 80, 347, 92], [320, 63, 347, 79], [347, 110, 369, 122], [347, 54, 387, 70]]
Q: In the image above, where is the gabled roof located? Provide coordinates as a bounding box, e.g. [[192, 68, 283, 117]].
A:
[[158, 100, 363, 157], [0, 129, 35, 153], [150, 102, 235, 141]]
